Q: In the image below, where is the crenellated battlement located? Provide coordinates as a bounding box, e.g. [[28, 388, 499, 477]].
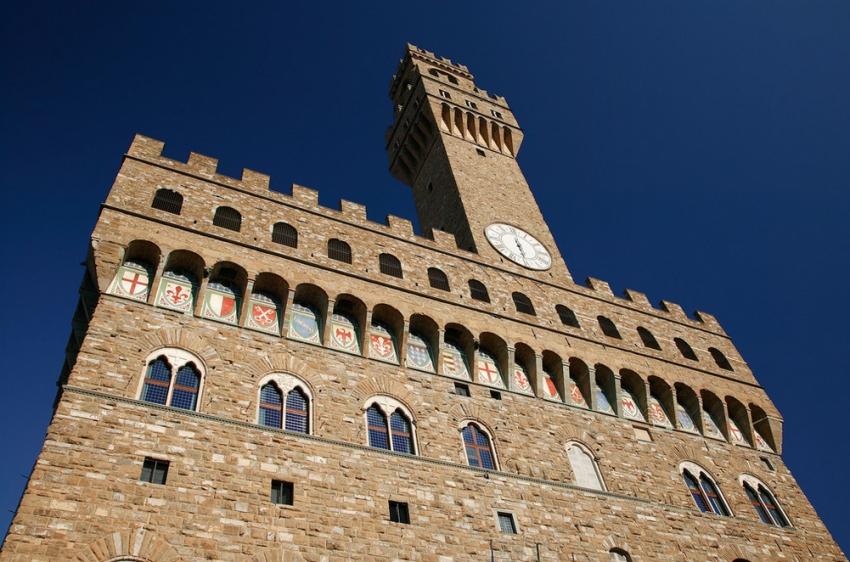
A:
[[125, 134, 726, 335]]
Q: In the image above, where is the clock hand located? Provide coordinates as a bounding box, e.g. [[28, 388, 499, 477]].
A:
[[514, 238, 526, 258]]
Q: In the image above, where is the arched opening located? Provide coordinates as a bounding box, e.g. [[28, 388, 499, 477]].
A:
[[427, 267, 450, 291], [597, 316, 621, 339], [567, 357, 591, 408], [246, 272, 287, 335], [512, 343, 536, 395], [674, 383, 701, 434], [468, 279, 490, 302], [442, 323, 473, 380], [675, 338, 698, 361], [287, 284, 327, 344], [406, 313, 439, 373], [369, 304, 403, 364], [620, 370, 647, 422], [212, 206, 242, 232], [155, 249, 204, 313], [556, 304, 580, 328], [701, 390, 727, 440], [750, 403, 776, 452], [593, 364, 616, 414], [107, 240, 160, 302], [512, 292, 535, 315], [379, 253, 403, 278], [647, 376, 674, 428], [151, 188, 183, 214], [541, 350, 564, 402], [327, 238, 352, 264], [202, 262, 247, 325], [637, 326, 661, 350], [726, 396, 753, 446], [477, 332, 508, 388], [329, 295, 366, 355], [272, 221, 298, 248], [709, 347, 733, 370], [566, 441, 605, 491]]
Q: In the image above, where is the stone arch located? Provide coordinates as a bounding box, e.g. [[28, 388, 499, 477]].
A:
[[244, 352, 317, 389], [352, 375, 417, 416], [602, 536, 636, 560], [447, 402, 498, 434], [72, 527, 181, 562], [138, 328, 220, 370]]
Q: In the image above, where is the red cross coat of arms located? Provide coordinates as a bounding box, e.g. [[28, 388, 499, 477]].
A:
[[120, 270, 149, 297], [477, 359, 502, 386]]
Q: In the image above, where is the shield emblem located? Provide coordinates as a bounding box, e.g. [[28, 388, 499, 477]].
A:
[[406, 334, 434, 372], [252, 304, 276, 327], [288, 303, 321, 343], [595, 387, 614, 413], [512, 365, 532, 394], [622, 395, 638, 419], [441, 343, 470, 380], [330, 314, 359, 354], [570, 381, 588, 407], [729, 419, 745, 444], [676, 403, 697, 433], [476, 352, 503, 387], [369, 323, 397, 363], [649, 398, 671, 427], [754, 431, 772, 452], [703, 410, 723, 438], [543, 374, 560, 400], [120, 270, 149, 297], [203, 285, 238, 324], [157, 279, 193, 311]]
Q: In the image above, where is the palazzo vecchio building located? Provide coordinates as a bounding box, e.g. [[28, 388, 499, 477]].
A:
[[1, 45, 845, 561]]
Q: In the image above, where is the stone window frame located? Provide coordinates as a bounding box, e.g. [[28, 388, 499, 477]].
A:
[[256, 372, 315, 434], [457, 419, 499, 471], [739, 473, 792, 527], [362, 395, 418, 455], [564, 440, 607, 491], [678, 461, 734, 517], [493, 509, 520, 534], [136, 347, 206, 412]]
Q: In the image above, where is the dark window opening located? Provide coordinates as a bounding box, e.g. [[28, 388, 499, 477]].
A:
[[468, 279, 490, 302], [709, 347, 733, 370], [140, 458, 169, 485], [512, 292, 535, 315], [272, 222, 298, 247], [675, 338, 698, 361], [497, 512, 517, 534], [637, 327, 661, 350], [476, 148, 486, 157], [328, 238, 352, 263], [490, 390, 502, 401], [213, 206, 242, 232], [151, 188, 183, 214], [454, 382, 471, 397], [428, 267, 450, 291], [556, 305, 580, 327], [389, 500, 410, 524], [597, 316, 621, 339], [271, 480, 294, 505], [379, 253, 403, 278]]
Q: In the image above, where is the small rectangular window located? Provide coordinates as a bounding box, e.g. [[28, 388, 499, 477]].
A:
[[389, 500, 410, 524], [465, 100, 478, 109], [454, 382, 470, 397], [140, 458, 169, 485], [490, 390, 502, 401], [271, 480, 294, 505], [490, 109, 503, 119], [439, 89, 451, 99], [497, 512, 517, 534]]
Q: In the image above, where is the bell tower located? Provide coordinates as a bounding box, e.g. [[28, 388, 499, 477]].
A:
[[387, 44, 572, 283]]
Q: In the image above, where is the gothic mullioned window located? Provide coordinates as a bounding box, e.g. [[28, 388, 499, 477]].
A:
[[565, 442, 605, 491], [139, 349, 204, 411], [680, 463, 730, 516], [741, 476, 790, 527], [462, 423, 495, 469], [257, 374, 312, 434], [365, 397, 416, 454]]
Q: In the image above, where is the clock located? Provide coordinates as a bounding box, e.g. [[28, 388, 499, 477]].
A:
[[484, 223, 552, 270]]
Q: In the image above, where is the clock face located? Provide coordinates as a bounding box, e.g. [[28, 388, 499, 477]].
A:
[[484, 223, 552, 270]]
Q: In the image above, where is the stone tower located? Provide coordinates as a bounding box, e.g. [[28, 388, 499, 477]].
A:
[[0, 44, 844, 562]]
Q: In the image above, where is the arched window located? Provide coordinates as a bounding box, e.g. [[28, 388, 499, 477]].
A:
[[742, 476, 790, 527], [637, 327, 661, 350], [566, 442, 605, 491], [365, 398, 417, 454], [257, 374, 313, 433], [462, 423, 495, 469], [272, 221, 298, 248], [142, 357, 171, 405], [390, 410, 414, 454], [597, 316, 621, 339], [213, 206, 241, 231], [366, 405, 389, 449], [139, 349, 204, 411], [468, 279, 490, 302], [151, 188, 183, 214], [327, 238, 352, 263], [285, 388, 309, 433], [512, 292, 535, 315], [680, 463, 730, 516], [556, 305, 580, 328], [379, 253, 403, 278], [709, 347, 733, 370], [259, 383, 283, 428], [427, 267, 450, 291], [675, 338, 698, 361]]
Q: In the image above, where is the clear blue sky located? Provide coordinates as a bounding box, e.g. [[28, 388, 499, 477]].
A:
[[2, 0, 848, 552]]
